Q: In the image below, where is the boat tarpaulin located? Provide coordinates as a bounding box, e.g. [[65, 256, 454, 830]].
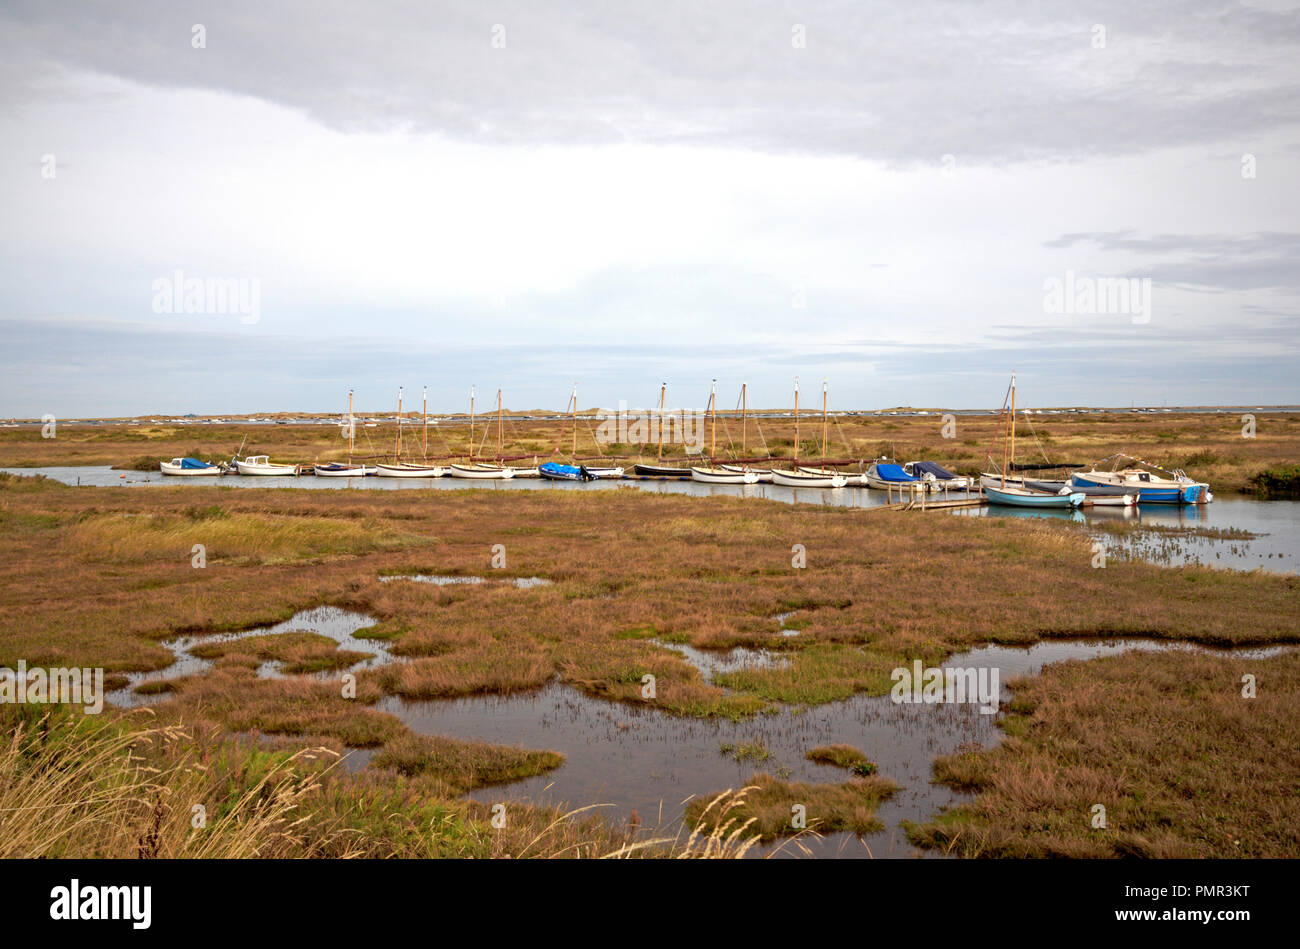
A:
[[179, 457, 211, 469], [874, 463, 915, 482], [540, 463, 583, 476], [910, 461, 957, 480]]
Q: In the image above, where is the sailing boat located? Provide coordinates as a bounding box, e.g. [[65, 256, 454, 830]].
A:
[[981, 373, 1085, 508], [375, 386, 447, 477], [798, 380, 866, 485], [316, 389, 378, 476], [721, 382, 773, 482], [633, 383, 691, 478], [771, 378, 847, 488], [450, 388, 519, 479], [691, 380, 760, 484]]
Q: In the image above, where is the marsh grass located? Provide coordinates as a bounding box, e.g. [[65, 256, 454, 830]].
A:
[[806, 744, 877, 775], [683, 772, 899, 843], [906, 650, 1300, 857]]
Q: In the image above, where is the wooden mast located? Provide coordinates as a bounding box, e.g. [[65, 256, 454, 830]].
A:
[[1001, 372, 1016, 488], [1010, 371, 1017, 482], [709, 379, 717, 466], [496, 389, 503, 462], [656, 383, 666, 462], [741, 383, 747, 455], [347, 389, 354, 464], [821, 379, 829, 468], [396, 387, 403, 462], [793, 377, 800, 464], [422, 386, 428, 460], [571, 383, 578, 458], [469, 386, 475, 463]]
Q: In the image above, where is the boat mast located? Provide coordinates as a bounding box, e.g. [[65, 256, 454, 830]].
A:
[[396, 387, 403, 462], [793, 377, 800, 464], [821, 379, 829, 467], [347, 389, 354, 464], [422, 386, 428, 460], [496, 388, 503, 462], [1001, 372, 1015, 488], [741, 383, 747, 455], [656, 383, 666, 462], [1010, 371, 1017, 477], [709, 379, 717, 465], [469, 385, 475, 462], [571, 383, 578, 458]]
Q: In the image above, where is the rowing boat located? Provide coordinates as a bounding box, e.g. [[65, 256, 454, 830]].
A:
[[771, 467, 847, 488], [449, 463, 516, 480], [985, 485, 1085, 508], [374, 463, 446, 478], [691, 465, 760, 484], [314, 463, 377, 477]]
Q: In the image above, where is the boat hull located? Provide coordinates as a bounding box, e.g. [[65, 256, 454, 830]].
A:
[[633, 463, 691, 479], [771, 468, 847, 488], [234, 461, 300, 476], [449, 464, 516, 480], [314, 464, 377, 477], [539, 463, 592, 482], [1071, 471, 1208, 504], [691, 466, 760, 484], [866, 463, 932, 492], [583, 466, 625, 479], [373, 464, 445, 478], [985, 485, 1085, 508], [159, 463, 220, 476]]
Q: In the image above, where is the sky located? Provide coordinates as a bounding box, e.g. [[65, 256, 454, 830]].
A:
[[2, 0, 1299, 416]]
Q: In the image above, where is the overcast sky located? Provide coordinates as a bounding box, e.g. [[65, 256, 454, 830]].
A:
[[2, 0, 1299, 416]]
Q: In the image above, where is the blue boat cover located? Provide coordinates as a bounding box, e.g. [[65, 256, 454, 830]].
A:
[[875, 463, 915, 482], [179, 457, 210, 469], [540, 463, 582, 476], [909, 461, 956, 480]]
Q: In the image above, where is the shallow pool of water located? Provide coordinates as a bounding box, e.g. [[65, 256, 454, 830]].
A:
[[104, 598, 1296, 858]]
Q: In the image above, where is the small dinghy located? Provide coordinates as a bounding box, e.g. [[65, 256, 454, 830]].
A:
[[798, 466, 866, 486], [633, 463, 691, 478], [771, 468, 847, 488], [449, 463, 516, 480], [160, 457, 221, 476], [374, 463, 447, 478], [314, 462, 377, 477], [691, 465, 761, 484], [985, 484, 1085, 508], [539, 462, 594, 482], [583, 465, 625, 479], [234, 455, 301, 476]]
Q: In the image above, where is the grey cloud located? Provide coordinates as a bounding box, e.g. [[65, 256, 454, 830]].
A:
[[4, 0, 1300, 163]]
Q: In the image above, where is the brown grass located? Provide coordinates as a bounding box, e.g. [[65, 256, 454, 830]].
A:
[[684, 772, 900, 842], [906, 649, 1300, 857]]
